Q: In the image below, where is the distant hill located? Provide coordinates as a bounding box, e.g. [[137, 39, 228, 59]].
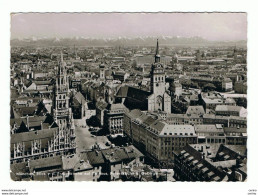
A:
[[10, 36, 247, 47]]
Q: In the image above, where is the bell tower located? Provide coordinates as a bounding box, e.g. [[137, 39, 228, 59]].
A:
[[99, 64, 105, 81], [148, 39, 171, 114], [150, 39, 165, 96]]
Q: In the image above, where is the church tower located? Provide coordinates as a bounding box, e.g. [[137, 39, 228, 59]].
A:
[[53, 51, 76, 155], [150, 39, 166, 96], [148, 39, 171, 113], [99, 64, 105, 81]]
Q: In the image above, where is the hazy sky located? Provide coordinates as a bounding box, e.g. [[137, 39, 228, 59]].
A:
[[11, 13, 247, 41]]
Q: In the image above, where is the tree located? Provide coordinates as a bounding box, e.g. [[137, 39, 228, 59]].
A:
[[86, 116, 99, 127], [203, 83, 216, 92], [181, 79, 191, 88]]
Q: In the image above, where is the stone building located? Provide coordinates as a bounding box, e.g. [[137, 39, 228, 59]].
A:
[[10, 52, 76, 164], [104, 103, 128, 135], [124, 109, 197, 166], [148, 40, 171, 114]]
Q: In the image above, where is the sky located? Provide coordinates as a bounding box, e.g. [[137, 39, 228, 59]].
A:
[[11, 13, 247, 41]]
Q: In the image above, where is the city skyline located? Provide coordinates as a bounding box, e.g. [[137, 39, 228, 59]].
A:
[[11, 13, 247, 41]]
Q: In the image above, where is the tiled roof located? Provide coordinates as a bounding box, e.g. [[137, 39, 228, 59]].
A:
[[11, 128, 56, 152], [29, 156, 62, 172], [85, 150, 105, 166]]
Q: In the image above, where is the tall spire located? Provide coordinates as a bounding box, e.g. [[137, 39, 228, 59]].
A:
[[61, 50, 64, 63], [156, 39, 159, 56], [155, 39, 160, 63]]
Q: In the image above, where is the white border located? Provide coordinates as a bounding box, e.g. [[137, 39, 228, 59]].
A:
[[1, 0, 258, 195]]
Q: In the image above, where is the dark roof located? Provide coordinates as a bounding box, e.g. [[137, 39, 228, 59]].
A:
[[29, 156, 62, 172], [84, 146, 143, 166], [116, 85, 129, 98], [223, 145, 247, 157], [10, 162, 29, 181], [224, 127, 247, 133], [34, 80, 53, 85], [174, 144, 228, 181], [123, 86, 150, 110], [12, 106, 37, 117], [85, 150, 105, 166], [215, 144, 247, 160], [11, 128, 57, 152], [10, 115, 57, 132]]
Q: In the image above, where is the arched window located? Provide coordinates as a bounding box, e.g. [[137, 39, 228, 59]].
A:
[[63, 95, 65, 99]]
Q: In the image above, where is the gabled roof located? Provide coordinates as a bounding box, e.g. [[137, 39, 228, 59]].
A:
[[85, 150, 105, 166], [29, 156, 62, 172], [96, 101, 108, 110], [11, 128, 57, 152], [12, 106, 37, 117], [74, 91, 86, 105]]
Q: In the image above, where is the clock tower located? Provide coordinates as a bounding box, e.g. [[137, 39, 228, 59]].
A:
[[53, 51, 76, 155], [150, 39, 166, 96], [148, 39, 171, 113]]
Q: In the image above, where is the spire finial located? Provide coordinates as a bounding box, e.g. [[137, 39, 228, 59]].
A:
[[156, 39, 159, 55]]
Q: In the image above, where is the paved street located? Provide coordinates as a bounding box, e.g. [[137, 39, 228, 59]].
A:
[[74, 119, 109, 153]]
